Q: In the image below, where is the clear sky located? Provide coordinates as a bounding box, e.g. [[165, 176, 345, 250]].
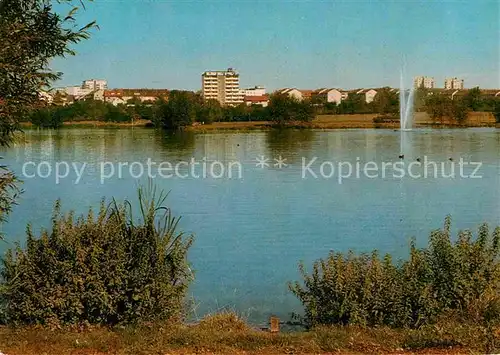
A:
[[52, 0, 500, 91]]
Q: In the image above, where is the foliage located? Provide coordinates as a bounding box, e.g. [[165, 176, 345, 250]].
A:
[[0, 186, 194, 326], [0, 0, 96, 143], [373, 115, 398, 124], [0, 164, 20, 225], [413, 88, 429, 112], [154, 91, 200, 130], [28, 100, 137, 124], [103, 105, 132, 122], [30, 107, 64, 128], [0, 0, 95, 223], [463, 87, 482, 111], [425, 94, 451, 123], [494, 100, 500, 123], [290, 216, 500, 329], [197, 99, 223, 124], [336, 93, 368, 114], [424, 94, 471, 124], [450, 99, 468, 124], [371, 87, 399, 115], [267, 94, 315, 125]]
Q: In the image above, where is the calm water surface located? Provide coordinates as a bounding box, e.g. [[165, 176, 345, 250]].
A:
[[1, 128, 499, 324]]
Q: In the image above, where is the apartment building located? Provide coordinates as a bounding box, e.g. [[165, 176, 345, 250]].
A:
[[62, 78, 108, 99], [413, 76, 435, 89], [202, 68, 243, 106], [64, 86, 90, 97], [444, 77, 464, 90], [242, 86, 266, 97], [82, 79, 108, 91]]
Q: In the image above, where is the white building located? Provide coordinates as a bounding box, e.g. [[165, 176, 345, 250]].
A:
[[276, 88, 303, 101], [355, 88, 378, 103], [312, 88, 345, 104], [82, 79, 108, 91], [64, 86, 92, 97], [202, 68, 243, 106], [242, 86, 266, 97], [63, 78, 108, 99], [104, 89, 170, 106], [444, 77, 464, 90], [413, 76, 435, 89]]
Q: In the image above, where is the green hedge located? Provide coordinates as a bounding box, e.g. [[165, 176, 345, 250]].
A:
[[0, 187, 193, 326], [290, 217, 500, 328]]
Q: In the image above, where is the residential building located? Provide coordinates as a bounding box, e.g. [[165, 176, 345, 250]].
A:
[[445, 77, 464, 90], [311, 88, 344, 104], [64, 86, 91, 97], [276, 88, 303, 101], [62, 79, 107, 100], [202, 68, 243, 106], [413, 76, 435, 89], [242, 86, 266, 97], [104, 89, 170, 106], [82, 79, 108, 91], [299, 90, 313, 101], [355, 88, 378, 103], [244, 95, 269, 107]]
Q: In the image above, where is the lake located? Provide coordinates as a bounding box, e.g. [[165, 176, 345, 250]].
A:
[[1, 128, 499, 325]]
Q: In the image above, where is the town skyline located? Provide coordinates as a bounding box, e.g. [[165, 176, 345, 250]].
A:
[[51, 0, 499, 91]]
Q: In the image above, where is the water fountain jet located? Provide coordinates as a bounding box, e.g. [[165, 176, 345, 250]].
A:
[[399, 70, 414, 131], [399, 69, 414, 157]]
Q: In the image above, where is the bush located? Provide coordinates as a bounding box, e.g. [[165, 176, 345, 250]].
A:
[[373, 115, 398, 124], [103, 105, 132, 122], [289, 217, 500, 328], [268, 94, 315, 125], [30, 108, 63, 128], [0, 186, 194, 326], [494, 100, 500, 123]]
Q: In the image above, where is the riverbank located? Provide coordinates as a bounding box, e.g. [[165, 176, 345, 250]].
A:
[[20, 120, 152, 128], [189, 112, 497, 131], [0, 313, 495, 354], [19, 112, 498, 131]]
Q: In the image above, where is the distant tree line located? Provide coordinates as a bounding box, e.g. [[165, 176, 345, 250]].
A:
[[318, 86, 500, 124], [29, 91, 316, 129], [28, 87, 500, 129], [415, 87, 500, 124], [149, 91, 315, 129]]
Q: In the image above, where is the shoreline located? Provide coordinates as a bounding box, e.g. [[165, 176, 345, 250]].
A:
[[0, 314, 492, 354], [19, 112, 498, 131]]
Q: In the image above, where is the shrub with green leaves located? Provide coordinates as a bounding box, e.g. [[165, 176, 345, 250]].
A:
[[30, 108, 64, 128], [0, 186, 194, 326], [290, 216, 500, 328]]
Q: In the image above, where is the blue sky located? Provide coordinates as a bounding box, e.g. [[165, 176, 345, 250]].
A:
[[52, 0, 500, 90]]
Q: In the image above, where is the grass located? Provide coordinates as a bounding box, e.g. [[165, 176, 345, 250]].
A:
[[0, 313, 498, 354], [19, 112, 497, 131]]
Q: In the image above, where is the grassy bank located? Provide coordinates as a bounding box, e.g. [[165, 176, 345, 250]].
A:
[[19, 112, 498, 131], [20, 120, 153, 128], [0, 313, 497, 354], [188, 112, 497, 131]]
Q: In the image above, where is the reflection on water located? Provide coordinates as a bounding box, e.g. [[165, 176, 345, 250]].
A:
[[1, 127, 500, 325], [265, 129, 316, 163]]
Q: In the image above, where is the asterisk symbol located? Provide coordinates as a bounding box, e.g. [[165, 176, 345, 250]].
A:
[[274, 155, 288, 168], [255, 155, 270, 169]]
